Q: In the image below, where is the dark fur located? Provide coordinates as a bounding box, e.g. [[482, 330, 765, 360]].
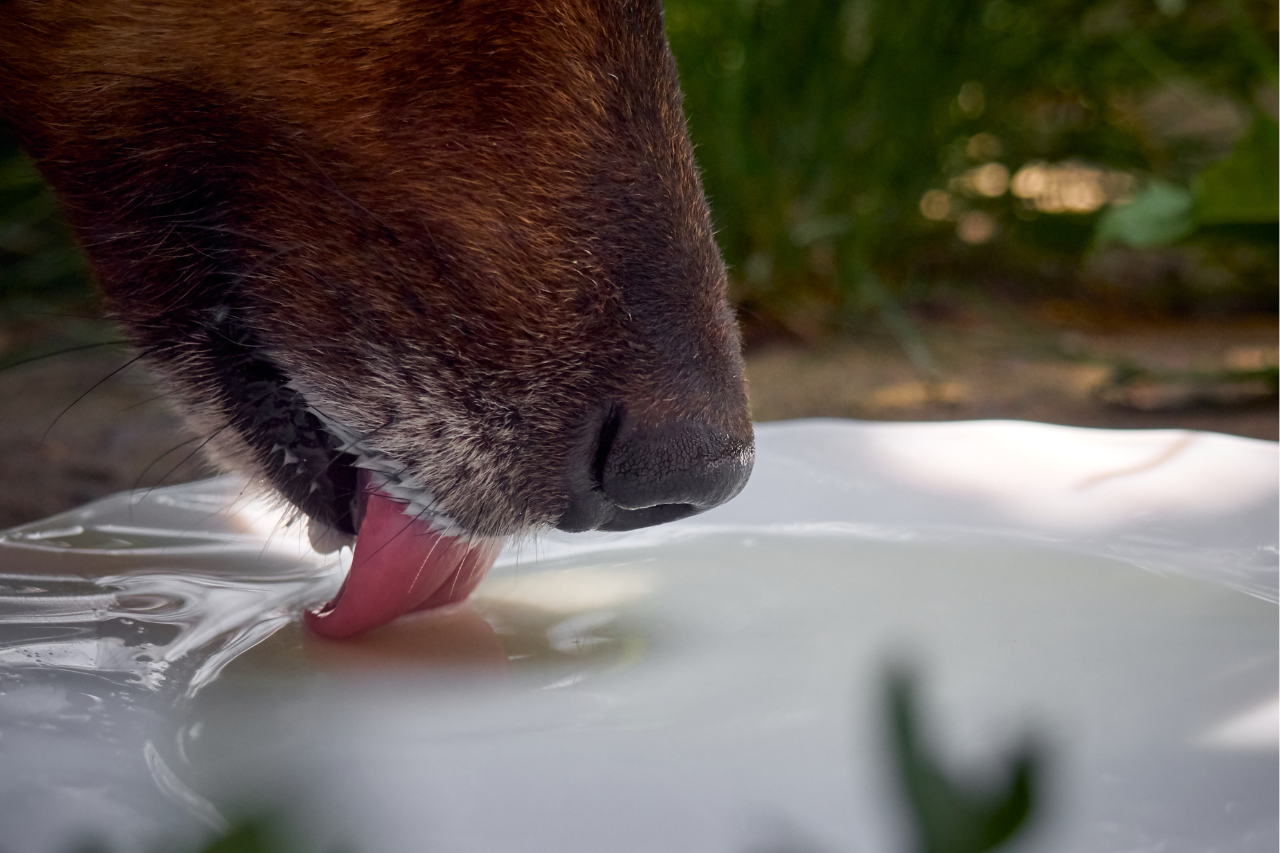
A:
[[0, 0, 752, 538]]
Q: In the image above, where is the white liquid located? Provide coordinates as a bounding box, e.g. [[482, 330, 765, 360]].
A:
[[0, 420, 1274, 853]]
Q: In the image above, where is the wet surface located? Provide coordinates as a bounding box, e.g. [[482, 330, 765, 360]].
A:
[[0, 421, 1275, 853]]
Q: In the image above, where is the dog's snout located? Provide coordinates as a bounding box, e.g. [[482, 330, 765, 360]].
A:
[[557, 408, 754, 533]]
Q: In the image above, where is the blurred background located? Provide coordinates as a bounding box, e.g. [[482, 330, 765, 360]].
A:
[[0, 0, 1276, 528]]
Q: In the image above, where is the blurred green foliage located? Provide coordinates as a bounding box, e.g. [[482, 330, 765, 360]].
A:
[[194, 819, 289, 853], [0, 129, 89, 309], [1194, 115, 1279, 224], [1, 2, 1276, 339], [665, 0, 1278, 338], [1097, 113, 1279, 245]]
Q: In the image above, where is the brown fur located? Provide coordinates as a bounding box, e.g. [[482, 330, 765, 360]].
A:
[[0, 0, 752, 538]]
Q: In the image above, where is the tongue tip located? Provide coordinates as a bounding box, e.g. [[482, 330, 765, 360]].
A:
[[303, 486, 504, 639], [304, 605, 369, 640]]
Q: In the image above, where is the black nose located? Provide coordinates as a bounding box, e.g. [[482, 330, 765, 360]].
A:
[[557, 408, 754, 533]]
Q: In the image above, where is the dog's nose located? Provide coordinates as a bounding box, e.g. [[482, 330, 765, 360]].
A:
[[602, 417, 752, 513], [557, 408, 754, 533]]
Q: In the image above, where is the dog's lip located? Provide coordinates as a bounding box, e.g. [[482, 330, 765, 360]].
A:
[[595, 502, 701, 531], [555, 490, 703, 532]]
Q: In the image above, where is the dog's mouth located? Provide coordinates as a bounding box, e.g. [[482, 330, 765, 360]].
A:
[[205, 309, 505, 639], [299, 412, 505, 640], [195, 298, 751, 639], [304, 468, 504, 639]]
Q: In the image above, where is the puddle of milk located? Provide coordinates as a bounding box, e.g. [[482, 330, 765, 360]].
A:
[[0, 420, 1275, 853]]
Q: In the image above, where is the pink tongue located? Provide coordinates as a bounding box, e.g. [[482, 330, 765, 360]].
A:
[[305, 480, 502, 640]]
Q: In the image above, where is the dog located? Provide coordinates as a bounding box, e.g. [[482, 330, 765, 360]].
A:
[[0, 0, 753, 636]]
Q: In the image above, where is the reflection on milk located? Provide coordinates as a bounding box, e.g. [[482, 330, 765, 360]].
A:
[[0, 421, 1274, 853], [1200, 696, 1280, 750], [859, 426, 1274, 531]]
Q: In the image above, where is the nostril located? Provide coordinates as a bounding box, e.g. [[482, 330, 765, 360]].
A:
[[556, 404, 755, 534], [601, 416, 754, 513]]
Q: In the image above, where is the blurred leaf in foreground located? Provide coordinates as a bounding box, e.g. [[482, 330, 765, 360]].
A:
[[187, 815, 349, 853], [195, 818, 276, 853], [887, 668, 1039, 853]]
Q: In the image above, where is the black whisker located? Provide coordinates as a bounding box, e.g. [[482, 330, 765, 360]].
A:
[[131, 434, 207, 492], [16, 311, 113, 322], [117, 390, 180, 412], [142, 418, 237, 500], [133, 372, 288, 503], [40, 346, 163, 442], [0, 340, 130, 374]]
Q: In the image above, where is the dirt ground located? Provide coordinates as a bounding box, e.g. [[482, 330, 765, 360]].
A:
[[747, 307, 1278, 438], [0, 307, 1274, 530]]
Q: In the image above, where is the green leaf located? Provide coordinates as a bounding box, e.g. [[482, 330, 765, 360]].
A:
[[887, 669, 1039, 853], [1193, 116, 1279, 225], [194, 818, 276, 853], [1094, 181, 1195, 248], [184, 815, 351, 853]]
